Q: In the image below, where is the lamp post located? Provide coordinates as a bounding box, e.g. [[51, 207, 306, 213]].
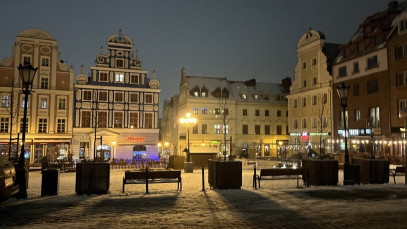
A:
[[157, 141, 169, 160], [180, 113, 197, 162], [337, 82, 353, 185], [16, 61, 37, 199], [112, 141, 116, 162]]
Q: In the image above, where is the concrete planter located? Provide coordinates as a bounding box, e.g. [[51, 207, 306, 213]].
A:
[[75, 162, 110, 195], [352, 158, 389, 184], [184, 162, 194, 173], [208, 160, 242, 189], [302, 159, 338, 186]]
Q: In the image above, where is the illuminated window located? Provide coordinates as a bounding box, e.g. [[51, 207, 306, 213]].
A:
[[2, 95, 9, 108], [115, 73, 124, 82], [41, 77, 49, 89], [41, 57, 49, 66], [38, 118, 48, 133], [57, 119, 66, 133], [40, 97, 48, 109], [144, 113, 153, 129], [58, 98, 66, 110], [129, 112, 138, 128], [0, 117, 9, 133], [114, 112, 123, 128]]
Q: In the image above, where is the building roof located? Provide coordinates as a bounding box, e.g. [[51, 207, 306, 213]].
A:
[[16, 29, 56, 41]]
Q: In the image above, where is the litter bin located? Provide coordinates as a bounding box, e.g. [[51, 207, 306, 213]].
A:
[[41, 169, 59, 196]]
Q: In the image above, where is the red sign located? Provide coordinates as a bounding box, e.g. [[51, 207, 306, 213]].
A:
[[124, 136, 145, 142], [301, 132, 309, 141]]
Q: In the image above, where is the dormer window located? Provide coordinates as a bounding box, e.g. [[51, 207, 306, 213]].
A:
[[242, 93, 247, 100], [263, 94, 269, 100], [201, 91, 206, 97], [194, 91, 199, 97], [115, 73, 124, 83], [254, 94, 259, 100], [400, 19, 407, 33], [116, 58, 124, 68]]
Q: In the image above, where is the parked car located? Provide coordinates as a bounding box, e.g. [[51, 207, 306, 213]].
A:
[[0, 154, 19, 202]]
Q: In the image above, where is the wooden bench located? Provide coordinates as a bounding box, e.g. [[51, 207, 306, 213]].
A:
[[123, 169, 182, 193], [255, 168, 304, 189], [391, 166, 405, 184]]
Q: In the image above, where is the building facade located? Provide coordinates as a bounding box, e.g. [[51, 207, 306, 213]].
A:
[[162, 68, 289, 163], [332, 1, 407, 156], [72, 30, 160, 162], [0, 29, 74, 165], [287, 29, 340, 156]]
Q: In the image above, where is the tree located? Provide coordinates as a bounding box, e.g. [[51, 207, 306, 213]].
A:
[[7, 83, 21, 162], [214, 88, 232, 160]]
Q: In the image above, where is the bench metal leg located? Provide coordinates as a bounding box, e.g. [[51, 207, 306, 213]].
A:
[[122, 177, 125, 193], [393, 174, 396, 184]]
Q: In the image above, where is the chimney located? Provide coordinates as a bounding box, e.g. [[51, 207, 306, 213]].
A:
[[388, 1, 398, 11], [282, 77, 291, 93]]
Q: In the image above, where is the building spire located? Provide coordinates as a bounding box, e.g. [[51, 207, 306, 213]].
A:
[[81, 65, 84, 74]]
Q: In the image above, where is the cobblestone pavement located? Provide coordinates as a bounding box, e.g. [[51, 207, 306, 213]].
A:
[[2, 165, 407, 228]]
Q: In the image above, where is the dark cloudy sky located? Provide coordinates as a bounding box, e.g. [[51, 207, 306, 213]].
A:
[[0, 0, 390, 116]]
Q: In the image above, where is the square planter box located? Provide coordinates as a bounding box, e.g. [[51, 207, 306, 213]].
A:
[[75, 162, 110, 195], [352, 158, 389, 184], [302, 159, 338, 186], [208, 160, 242, 189], [168, 156, 185, 170]]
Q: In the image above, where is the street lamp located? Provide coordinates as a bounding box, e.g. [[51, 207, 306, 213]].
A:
[[337, 82, 352, 185], [112, 141, 116, 161], [157, 141, 169, 159], [16, 61, 38, 199], [180, 113, 197, 162]]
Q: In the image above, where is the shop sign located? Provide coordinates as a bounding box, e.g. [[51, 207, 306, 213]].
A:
[[338, 129, 371, 136], [290, 133, 301, 136], [309, 132, 330, 136], [210, 140, 221, 144], [301, 132, 309, 141], [124, 136, 145, 142]]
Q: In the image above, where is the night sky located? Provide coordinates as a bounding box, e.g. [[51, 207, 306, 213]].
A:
[[0, 0, 388, 116]]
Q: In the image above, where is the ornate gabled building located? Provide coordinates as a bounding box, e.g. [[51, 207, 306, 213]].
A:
[[72, 30, 160, 161], [287, 29, 340, 156], [162, 68, 289, 165], [0, 29, 74, 165]]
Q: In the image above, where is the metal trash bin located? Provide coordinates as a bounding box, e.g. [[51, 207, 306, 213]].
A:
[[41, 169, 59, 196]]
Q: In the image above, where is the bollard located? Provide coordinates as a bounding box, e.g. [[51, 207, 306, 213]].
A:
[[253, 165, 257, 189], [146, 166, 149, 193], [202, 165, 205, 191]]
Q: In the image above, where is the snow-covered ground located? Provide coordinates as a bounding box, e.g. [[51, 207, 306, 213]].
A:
[[1, 162, 407, 228]]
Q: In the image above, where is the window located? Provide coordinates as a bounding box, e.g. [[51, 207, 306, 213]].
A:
[[144, 113, 153, 129], [264, 94, 269, 100], [193, 107, 198, 114], [243, 109, 247, 116], [367, 55, 378, 69], [99, 91, 108, 101], [343, 47, 349, 57], [340, 111, 348, 129], [400, 19, 407, 33], [323, 93, 328, 104], [323, 117, 328, 128], [130, 74, 139, 84], [99, 72, 108, 82], [130, 93, 138, 103], [202, 108, 207, 114], [277, 125, 282, 135], [353, 62, 359, 74], [145, 94, 153, 104], [81, 111, 91, 128], [254, 94, 259, 100], [358, 42, 364, 52], [397, 71, 407, 86], [223, 124, 229, 134], [194, 91, 199, 97], [313, 77, 317, 85], [312, 117, 317, 129], [40, 77, 49, 89], [355, 109, 361, 121], [214, 108, 220, 115], [303, 80, 307, 88], [114, 112, 124, 128], [116, 59, 124, 68], [2, 95, 9, 108], [293, 119, 298, 129], [293, 99, 297, 108], [369, 107, 380, 127], [302, 61, 307, 70], [354, 84, 360, 96], [367, 79, 379, 94], [115, 92, 123, 102], [57, 119, 66, 133], [399, 99, 407, 118], [338, 66, 347, 77], [312, 95, 317, 105], [41, 57, 49, 67], [255, 110, 260, 116], [265, 125, 270, 135], [40, 97, 48, 109], [192, 124, 198, 134], [277, 110, 281, 117], [242, 94, 247, 99], [0, 117, 9, 133], [202, 124, 207, 134], [302, 97, 307, 107], [242, 125, 248, 135], [20, 118, 28, 133], [255, 125, 260, 135], [83, 91, 92, 101], [201, 91, 206, 97], [374, 35, 382, 46], [396, 44, 407, 60], [38, 118, 47, 133], [312, 57, 317, 66], [115, 73, 124, 82], [98, 111, 107, 128], [223, 109, 229, 115], [129, 112, 138, 128], [265, 110, 269, 116], [23, 56, 31, 64], [214, 124, 221, 134], [302, 118, 307, 129]]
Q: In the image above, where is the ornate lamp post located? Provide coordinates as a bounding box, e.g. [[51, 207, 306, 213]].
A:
[[180, 113, 197, 162], [337, 82, 352, 185], [16, 61, 38, 199]]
